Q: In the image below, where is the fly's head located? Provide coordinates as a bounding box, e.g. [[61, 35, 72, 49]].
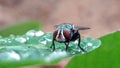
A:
[[53, 29, 70, 43]]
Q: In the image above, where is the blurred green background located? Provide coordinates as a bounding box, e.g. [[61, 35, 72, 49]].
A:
[[0, 0, 120, 68]]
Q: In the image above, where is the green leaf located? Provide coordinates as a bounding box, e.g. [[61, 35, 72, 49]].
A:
[[65, 30, 120, 68], [0, 30, 101, 68], [0, 20, 42, 37]]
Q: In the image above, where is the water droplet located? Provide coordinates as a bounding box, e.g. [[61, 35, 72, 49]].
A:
[[7, 40, 12, 43], [71, 52, 76, 54], [7, 51, 20, 60], [35, 30, 44, 36], [92, 46, 98, 49], [40, 41, 47, 45], [77, 49, 81, 52], [81, 52, 85, 54], [0, 51, 21, 61], [46, 38, 52, 42], [87, 42, 93, 46], [25, 30, 36, 37], [9, 34, 15, 39], [25, 37, 30, 40], [15, 37, 26, 43], [74, 40, 78, 44], [45, 51, 67, 62], [0, 39, 7, 44]]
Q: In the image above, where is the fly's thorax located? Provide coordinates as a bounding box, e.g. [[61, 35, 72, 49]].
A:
[[56, 23, 73, 30]]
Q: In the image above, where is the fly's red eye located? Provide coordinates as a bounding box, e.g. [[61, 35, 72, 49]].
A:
[[53, 30, 58, 37], [63, 29, 70, 40]]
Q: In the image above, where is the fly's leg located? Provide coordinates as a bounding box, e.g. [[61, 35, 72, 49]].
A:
[[50, 38, 55, 51], [65, 42, 69, 51], [78, 33, 86, 52]]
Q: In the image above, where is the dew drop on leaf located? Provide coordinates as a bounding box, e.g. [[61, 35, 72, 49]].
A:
[[0, 50, 20, 61], [25, 30, 36, 37], [35, 30, 44, 37], [15, 37, 27, 43]]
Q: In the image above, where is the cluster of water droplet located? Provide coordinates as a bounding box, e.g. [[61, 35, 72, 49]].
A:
[[0, 30, 53, 61], [0, 30, 101, 62], [0, 30, 53, 46]]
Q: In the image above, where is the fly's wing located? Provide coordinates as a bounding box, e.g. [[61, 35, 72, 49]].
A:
[[74, 26, 90, 30], [54, 25, 58, 29]]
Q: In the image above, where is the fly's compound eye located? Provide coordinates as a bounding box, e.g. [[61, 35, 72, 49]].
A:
[[53, 30, 58, 38], [63, 29, 70, 40]]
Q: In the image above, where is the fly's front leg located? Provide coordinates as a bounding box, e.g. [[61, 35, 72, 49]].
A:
[[50, 38, 55, 51], [78, 33, 86, 52], [65, 42, 69, 51]]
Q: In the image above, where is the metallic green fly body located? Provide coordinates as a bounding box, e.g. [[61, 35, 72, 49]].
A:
[[50, 23, 90, 52]]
